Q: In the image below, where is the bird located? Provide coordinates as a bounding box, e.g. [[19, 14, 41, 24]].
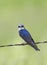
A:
[[18, 24, 40, 51]]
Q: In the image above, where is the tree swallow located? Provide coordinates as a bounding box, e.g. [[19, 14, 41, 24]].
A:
[[18, 24, 40, 51]]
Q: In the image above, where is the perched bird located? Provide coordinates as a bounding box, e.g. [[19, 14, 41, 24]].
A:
[[18, 24, 40, 51]]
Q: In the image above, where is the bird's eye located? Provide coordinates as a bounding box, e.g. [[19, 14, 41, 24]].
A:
[[21, 25, 24, 27], [18, 26, 20, 28]]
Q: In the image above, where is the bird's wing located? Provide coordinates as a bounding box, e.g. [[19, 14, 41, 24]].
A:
[[19, 29, 40, 51], [19, 29, 35, 44]]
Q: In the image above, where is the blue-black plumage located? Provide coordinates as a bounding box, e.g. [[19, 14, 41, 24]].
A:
[[18, 24, 40, 51]]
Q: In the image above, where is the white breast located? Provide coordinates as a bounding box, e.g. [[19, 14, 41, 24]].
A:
[[18, 28, 24, 31]]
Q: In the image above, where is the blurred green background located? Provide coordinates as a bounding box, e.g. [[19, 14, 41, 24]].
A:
[[0, 0, 47, 65]]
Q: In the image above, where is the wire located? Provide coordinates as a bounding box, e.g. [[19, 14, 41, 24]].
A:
[[0, 41, 47, 48]]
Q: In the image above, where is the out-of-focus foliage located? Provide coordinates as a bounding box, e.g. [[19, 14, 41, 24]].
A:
[[0, 0, 47, 65]]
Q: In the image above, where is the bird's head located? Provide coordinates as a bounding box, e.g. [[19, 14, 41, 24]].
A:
[[18, 24, 25, 31]]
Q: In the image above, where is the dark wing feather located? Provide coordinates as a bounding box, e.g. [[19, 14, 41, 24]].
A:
[[19, 29, 35, 44], [19, 29, 40, 51]]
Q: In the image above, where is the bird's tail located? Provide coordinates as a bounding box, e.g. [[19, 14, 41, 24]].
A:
[[34, 46, 40, 51], [30, 44, 40, 51]]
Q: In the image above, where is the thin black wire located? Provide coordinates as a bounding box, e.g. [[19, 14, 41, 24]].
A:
[[0, 41, 47, 48]]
